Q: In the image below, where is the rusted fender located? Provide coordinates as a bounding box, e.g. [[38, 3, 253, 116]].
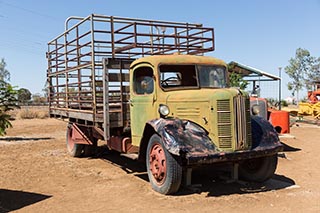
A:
[[146, 116, 282, 165], [147, 118, 218, 156], [251, 115, 283, 150]]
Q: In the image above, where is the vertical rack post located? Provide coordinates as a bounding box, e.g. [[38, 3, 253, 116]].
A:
[[90, 14, 97, 123], [102, 58, 110, 141]]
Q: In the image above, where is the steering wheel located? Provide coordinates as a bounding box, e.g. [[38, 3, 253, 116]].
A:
[[161, 76, 179, 86]]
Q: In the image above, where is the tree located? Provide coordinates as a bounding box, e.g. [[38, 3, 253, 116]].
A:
[[285, 48, 317, 101], [306, 57, 320, 84], [0, 58, 10, 82], [0, 83, 19, 136], [0, 58, 19, 136], [17, 88, 32, 104], [32, 93, 47, 105], [228, 72, 249, 90]]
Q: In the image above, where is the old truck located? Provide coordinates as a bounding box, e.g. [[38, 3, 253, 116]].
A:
[[47, 14, 283, 194]]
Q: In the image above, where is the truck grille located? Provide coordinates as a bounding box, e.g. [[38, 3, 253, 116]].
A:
[[217, 100, 232, 148], [246, 98, 252, 148], [234, 96, 252, 150], [217, 97, 252, 150]]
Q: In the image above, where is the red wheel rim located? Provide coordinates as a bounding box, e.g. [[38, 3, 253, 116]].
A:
[[149, 142, 167, 185]]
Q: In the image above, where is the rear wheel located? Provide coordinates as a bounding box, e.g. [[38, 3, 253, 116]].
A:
[[83, 138, 98, 157], [66, 124, 84, 157], [239, 155, 278, 182], [146, 134, 182, 195]]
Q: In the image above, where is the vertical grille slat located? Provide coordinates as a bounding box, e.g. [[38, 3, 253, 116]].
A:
[[234, 96, 252, 150], [246, 98, 252, 148]]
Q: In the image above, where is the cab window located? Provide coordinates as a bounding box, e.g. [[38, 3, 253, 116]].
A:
[[133, 67, 154, 95], [160, 65, 197, 89]]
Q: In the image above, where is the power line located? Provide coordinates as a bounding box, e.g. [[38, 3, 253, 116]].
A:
[[0, 0, 60, 22]]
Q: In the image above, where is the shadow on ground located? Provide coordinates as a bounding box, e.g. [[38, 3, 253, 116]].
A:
[[0, 137, 53, 142], [91, 146, 295, 196], [280, 142, 301, 152], [178, 170, 295, 197], [0, 189, 51, 213]]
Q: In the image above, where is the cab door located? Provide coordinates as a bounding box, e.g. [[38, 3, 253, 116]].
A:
[[130, 64, 157, 146]]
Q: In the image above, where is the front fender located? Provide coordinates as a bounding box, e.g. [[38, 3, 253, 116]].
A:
[[147, 118, 218, 157], [251, 115, 282, 150]]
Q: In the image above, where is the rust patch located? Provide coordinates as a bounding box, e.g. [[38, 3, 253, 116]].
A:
[[71, 124, 93, 145], [148, 118, 218, 157]]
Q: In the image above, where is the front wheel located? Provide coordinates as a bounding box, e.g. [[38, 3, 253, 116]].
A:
[[146, 134, 182, 195], [239, 155, 278, 182]]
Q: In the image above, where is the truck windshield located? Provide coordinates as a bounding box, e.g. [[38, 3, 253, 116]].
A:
[[198, 65, 227, 88], [160, 64, 227, 90]]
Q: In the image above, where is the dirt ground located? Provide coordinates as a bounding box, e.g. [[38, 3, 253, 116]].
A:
[[0, 118, 319, 213]]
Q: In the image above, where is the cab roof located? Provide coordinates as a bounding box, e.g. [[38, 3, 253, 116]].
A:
[[130, 54, 226, 69]]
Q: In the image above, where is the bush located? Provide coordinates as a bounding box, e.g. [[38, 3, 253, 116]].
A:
[[17, 108, 49, 119]]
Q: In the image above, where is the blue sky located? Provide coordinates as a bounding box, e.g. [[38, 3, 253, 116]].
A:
[[0, 0, 319, 99]]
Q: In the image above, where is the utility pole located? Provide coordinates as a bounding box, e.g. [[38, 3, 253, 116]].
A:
[[278, 67, 282, 110]]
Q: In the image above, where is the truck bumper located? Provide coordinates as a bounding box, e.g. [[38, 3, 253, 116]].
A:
[[185, 144, 283, 166]]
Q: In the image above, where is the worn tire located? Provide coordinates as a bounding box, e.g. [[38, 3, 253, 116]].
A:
[[146, 134, 182, 195], [239, 155, 278, 182], [83, 138, 98, 157], [66, 124, 84, 157]]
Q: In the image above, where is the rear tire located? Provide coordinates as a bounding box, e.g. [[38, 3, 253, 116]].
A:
[[146, 134, 182, 195], [66, 124, 84, 157], [83, 139, 97, 157], [239, 155, 278, 182]]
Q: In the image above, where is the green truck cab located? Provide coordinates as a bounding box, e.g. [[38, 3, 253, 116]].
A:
[[47, 15, 283, 195], [130, 55, 282, 194]]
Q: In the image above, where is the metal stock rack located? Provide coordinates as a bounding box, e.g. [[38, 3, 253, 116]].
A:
[[46, 14, 215, 128]]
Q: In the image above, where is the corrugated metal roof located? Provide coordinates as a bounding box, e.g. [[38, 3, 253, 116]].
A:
[[228, 61, 280, 81]]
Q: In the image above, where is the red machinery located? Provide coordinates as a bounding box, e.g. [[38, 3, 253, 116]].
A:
[[250, 96, 290, 134], [299, 82, 320, 119]]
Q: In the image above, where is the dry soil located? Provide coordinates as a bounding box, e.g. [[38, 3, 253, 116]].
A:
[[0, 118, 319, 212]]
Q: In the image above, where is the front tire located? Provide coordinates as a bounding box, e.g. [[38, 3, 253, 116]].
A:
[[146, 134, 182, 195], [239, 155, 278, 182]]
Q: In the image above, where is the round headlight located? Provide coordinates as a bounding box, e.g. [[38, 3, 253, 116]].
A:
[[159, 104, 170, 117], [252, 105, 260, 115]]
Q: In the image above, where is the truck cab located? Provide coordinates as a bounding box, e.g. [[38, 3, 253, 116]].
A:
[[130, 55, 251, 151]]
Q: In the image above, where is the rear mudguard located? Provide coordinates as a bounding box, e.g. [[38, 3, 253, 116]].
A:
[[147, 116, 283, 165]]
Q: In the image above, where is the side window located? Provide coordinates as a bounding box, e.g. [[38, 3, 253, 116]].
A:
[[160, 65, 197, 89], [133, 67, 154, 95]]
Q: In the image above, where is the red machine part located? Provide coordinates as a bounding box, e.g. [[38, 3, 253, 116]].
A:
[[268, 109, 290, 134], [307, 90, 320, 104]]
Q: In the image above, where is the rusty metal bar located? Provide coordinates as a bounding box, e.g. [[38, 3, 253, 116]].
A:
[[102, 58, 110, 140], [90, 14, 97, 123]]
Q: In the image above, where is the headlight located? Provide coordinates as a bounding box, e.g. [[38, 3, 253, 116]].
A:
[[159, 104, 170, 117], [252, 105, 260, 115]]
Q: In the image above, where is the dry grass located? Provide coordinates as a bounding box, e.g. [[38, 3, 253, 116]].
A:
[[9, 106, 49, 120]]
